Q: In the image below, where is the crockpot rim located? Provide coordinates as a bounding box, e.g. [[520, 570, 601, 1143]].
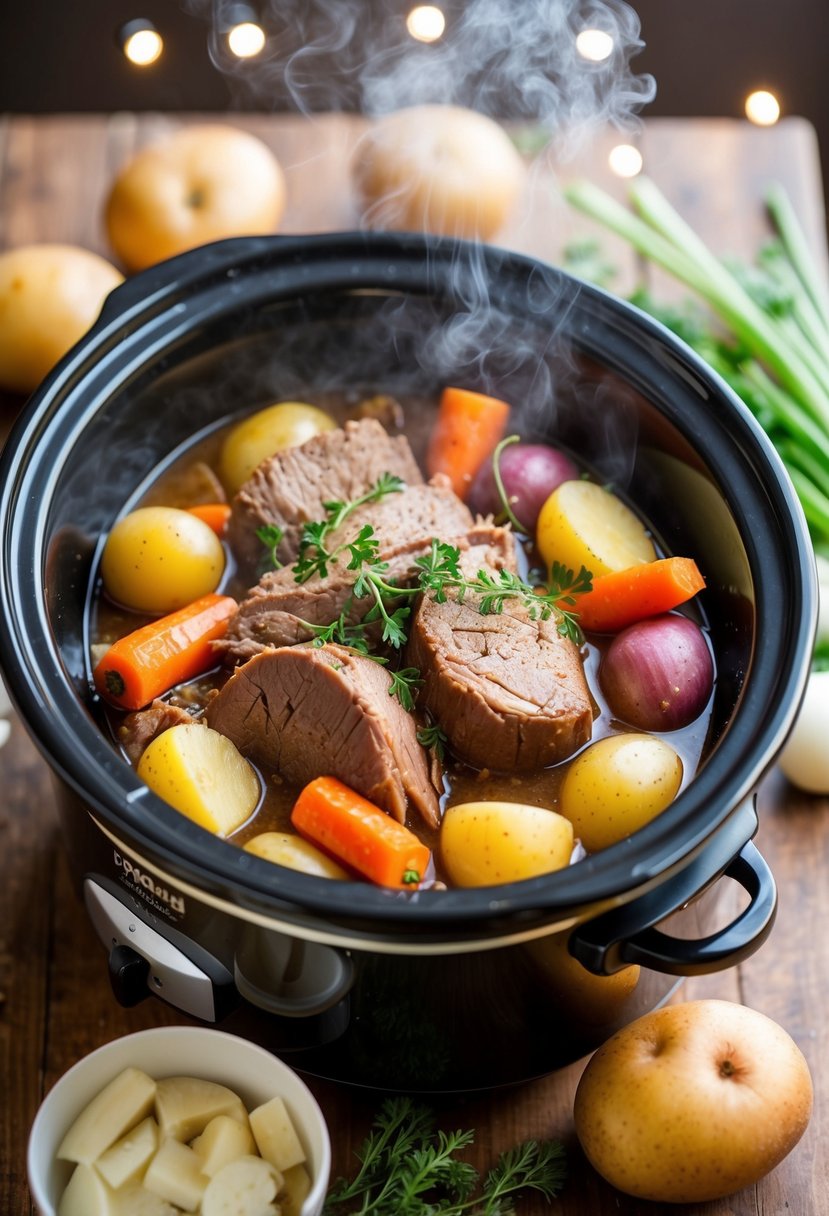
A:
[[0, 231, 817, 937]]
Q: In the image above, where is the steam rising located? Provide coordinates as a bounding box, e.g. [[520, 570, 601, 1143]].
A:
[[195, 0, 654, 141], [182, 0, 654, 487]]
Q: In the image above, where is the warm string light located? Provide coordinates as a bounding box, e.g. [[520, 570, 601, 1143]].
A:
[[119, 19, 164, 67], [576, 28, 614, 62], [608, 143, 643, 178], [745, 89, 781, 126], [227, 20, 266, 58], [406, 5, 446, 43]]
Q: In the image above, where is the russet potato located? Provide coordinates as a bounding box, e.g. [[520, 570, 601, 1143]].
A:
[[0, 244, 122, 394], [574, 999, 813, 1202]]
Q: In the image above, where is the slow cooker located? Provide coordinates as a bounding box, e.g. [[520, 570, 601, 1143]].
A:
[[0, 232, 816, 1092]]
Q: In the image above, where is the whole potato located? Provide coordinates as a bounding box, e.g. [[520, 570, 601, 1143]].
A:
[[0, 244, 122, 394], [574, 1000, 813, 1202], [352, 105, 526, 241], [559, 733, 682, 851], [101, 506, 225, 614], [440, 800, 573, 886], [105, 124, 286, 273]]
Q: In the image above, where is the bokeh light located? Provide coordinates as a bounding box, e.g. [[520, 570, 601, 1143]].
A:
[[745, 90, 781, 126], [227, 21, 266, 58], [576, 29, 615, 62], [608, 143, 643, 177], [406, 5, 446, 43], [120, 21, 164, 67]]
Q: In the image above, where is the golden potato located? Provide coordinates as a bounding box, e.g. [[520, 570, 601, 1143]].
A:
[[559, 734, 682, 851], [243, 832, 348, 880], [440, 800, 573, 886], [105, 124, 286, 273], [0, 244, 122, 394], [101, 506, 226, 615], [352, 104, 526, 240], [536, 479, 656, 579], [219, 402, 336, 495], [137, 724, 260, 836]]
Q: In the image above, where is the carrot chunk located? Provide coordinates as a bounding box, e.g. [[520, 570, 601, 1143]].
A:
[[186, 503, 232, 536], [574, 556, 706, 633], [426, 386, 510, 499], [93, 593, 237, 710], [291, 776, 431, 890]]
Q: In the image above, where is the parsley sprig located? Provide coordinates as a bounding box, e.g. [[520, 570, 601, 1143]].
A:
[[324, 1097, 566, 1215], [416, 722, 448, 760], [293, 473, 405, 582]]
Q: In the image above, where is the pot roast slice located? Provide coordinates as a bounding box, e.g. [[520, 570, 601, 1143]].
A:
[[217, 477, 475, 662], [226, 418, 424, 573], [205, 643, 440, 829], [408, 535, 594, 772]]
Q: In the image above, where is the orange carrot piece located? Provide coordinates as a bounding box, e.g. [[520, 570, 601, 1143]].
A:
[[426, 386, 511, 500], [186, 503, 232, 536], [575, 557, 706, 633], [93, 593, 237, 711], [291, 776, 431, 890]]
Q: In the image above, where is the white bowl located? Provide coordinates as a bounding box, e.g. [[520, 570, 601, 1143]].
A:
[[27, 1026, 331, 1216]]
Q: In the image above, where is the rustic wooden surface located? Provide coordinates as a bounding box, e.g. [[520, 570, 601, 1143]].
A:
[[1, 113, 827, 1215]]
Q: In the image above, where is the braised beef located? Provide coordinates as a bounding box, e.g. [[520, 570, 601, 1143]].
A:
[[118, 699, 197, 764], [217, 478, 475, 662], [205, 643, 440, 828], [408, 535, 594, 772], [227, 418, 423, 573]]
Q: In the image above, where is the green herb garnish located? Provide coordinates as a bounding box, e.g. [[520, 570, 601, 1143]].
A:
[[416, 723, 448, 760], [324, 1096, 566, 1214], [293, 473, 405, 583], [256, 523, 285, 570]]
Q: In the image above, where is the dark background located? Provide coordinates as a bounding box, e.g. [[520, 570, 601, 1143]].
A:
[[0, 1, 826, 199]]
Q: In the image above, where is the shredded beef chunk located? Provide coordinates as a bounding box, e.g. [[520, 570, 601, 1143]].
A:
[[407, 537, 593, 772], [118, 699, 196, 765], [218, 478, 475, 662], [227, 418, 424, 574], [205, 644, 440, 828]]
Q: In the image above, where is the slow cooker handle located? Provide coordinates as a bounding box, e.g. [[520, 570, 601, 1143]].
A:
[[569, 837, 776, 977]]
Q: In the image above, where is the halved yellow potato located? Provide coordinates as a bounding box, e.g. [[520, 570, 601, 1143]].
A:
[[243, 831, 348, 879], [536, 479, 656, 578], [440, 801, 574, 887], [137, 724, 260, 836]]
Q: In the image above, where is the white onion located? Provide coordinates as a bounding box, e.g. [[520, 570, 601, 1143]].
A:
[[778, 669, 829, 794]]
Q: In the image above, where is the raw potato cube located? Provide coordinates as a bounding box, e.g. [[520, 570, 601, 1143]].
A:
[[58, 1163, 117, 1215], [94, 1116, 158, 1189], [192, 1113, 257, 1177], [155, 1076, 247, 1142], [280, 1163, 312, 1216], [57, 1067, 156, 1165], [201, 1155, 281, 1216], [143, 1138, 209, 1212], [112, 1185, 182, 1215], [249, 1096, 306, 1172]]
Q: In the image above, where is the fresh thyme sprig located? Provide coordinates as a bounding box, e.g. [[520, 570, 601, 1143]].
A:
[[323, 1096, 567, 1215]]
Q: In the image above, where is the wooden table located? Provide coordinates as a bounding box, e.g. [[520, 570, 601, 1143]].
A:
[[1, 113, 827, 1215]]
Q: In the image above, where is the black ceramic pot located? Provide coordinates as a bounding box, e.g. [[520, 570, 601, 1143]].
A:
[[0, 233, 816, 1091]]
